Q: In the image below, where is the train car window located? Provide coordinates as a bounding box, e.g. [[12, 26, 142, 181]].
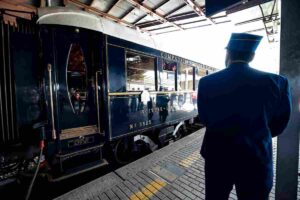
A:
[[66, 43, 88, 114], [126, 52, 155, 91], [195, 67, 207, 90], [158, 59, 176, 91], [178, 64, 193, 91]]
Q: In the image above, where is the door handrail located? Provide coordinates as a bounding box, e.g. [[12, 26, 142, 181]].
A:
[[48, 63, 56, 140], [95, 71, 102, 134]]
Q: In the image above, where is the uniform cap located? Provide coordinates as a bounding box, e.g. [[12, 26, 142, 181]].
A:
[[226, 33, 263, 53]]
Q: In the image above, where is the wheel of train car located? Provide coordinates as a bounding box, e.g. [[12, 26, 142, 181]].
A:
[[114, 138, 134, 165], [134, 139, 152, 158]]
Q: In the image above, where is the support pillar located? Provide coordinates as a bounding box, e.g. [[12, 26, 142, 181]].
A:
[[276, 0, 300, 199]]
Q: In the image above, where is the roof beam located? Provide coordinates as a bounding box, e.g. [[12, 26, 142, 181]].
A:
[[120, 0, 144, 20], [137, 11, 214, 28], [66, 0, 134, 27], [182, 0, 215, 24], [259, 4, 273, 42], [147, 19, 207, 31], [246, 26, 276, 34], [155, 20, 231, 35], [1, 0, 37, 12], [106, 0, 122, 13], [120, 7, 137, 19], [133, 13, 147, 24], [125, 0, 184, 31], [132, 0, 170, 24], [134, 3, 187, 27], [183, 0, 205, 15], [0, 0, 36, 22], [66, 0, 154, 35], [164, 3, 186, 17], [154, 29, 178, 35], [235, 13, 279, 26], [226, 0, 273, 14], [90, 0, 96, 6], [149, 18, 231, 32], [153, 0, 170, 9], [137, 14, 197, 28]]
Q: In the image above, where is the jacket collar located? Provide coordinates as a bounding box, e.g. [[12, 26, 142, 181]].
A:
[[227, 61, 249, 69]]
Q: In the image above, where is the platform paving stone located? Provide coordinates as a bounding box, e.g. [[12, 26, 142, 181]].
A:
[[56, 128, 279, 200]]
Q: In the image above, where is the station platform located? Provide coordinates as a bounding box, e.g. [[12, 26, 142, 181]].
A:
[[55, 129, 276, 200]]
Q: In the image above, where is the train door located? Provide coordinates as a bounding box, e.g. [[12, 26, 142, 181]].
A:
[[41, 26, 106, 169]]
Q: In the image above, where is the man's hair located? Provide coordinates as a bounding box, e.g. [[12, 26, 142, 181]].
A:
[[227, 50, 254, 63]]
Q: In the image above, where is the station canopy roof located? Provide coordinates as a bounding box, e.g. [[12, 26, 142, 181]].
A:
[[0, 0, 279, 42]]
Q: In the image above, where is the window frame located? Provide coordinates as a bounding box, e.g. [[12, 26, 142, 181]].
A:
[[125, 50, 157, 92], [158, 58, 178, 92], [177, 62, 195, 92], [195, 67, 209, 91]]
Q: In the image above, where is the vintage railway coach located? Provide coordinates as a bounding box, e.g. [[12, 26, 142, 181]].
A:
[[0, 8, 217, 183]]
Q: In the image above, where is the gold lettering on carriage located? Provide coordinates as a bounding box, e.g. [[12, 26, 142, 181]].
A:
[[139, 106, 166, 114], [129, 120, 152, 130], [160, 52, 215, 71], [68, 136, 94, 148]]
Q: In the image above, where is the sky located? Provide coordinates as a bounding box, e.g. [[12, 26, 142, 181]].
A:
[[151, 21, 280, 74]]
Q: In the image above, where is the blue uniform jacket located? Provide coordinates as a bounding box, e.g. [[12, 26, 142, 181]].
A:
[[197, 63, 291, 182]]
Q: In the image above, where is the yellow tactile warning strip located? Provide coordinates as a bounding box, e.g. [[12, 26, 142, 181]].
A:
[[179, 151, 200, 168], [128, 179, 167, 200]]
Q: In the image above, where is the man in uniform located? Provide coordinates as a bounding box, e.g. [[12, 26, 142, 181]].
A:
[[197, 33, 291, 200]]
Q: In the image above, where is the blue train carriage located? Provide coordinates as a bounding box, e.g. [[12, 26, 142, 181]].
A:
[[0, 8, 217, 182], [106, 36, 216, 163]]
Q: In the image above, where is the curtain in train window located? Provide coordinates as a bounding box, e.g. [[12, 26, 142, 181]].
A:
[[126, 52, 155, 91], [158, 59, 176, 92], [178, 64, 193, 91], [67, 43, 88, 114]]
